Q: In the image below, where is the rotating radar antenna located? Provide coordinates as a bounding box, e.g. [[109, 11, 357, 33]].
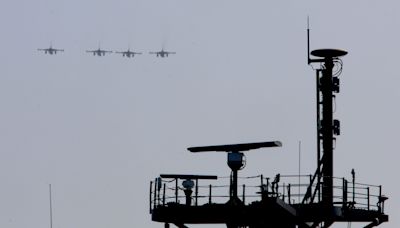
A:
[[188, 141, 282, 204]]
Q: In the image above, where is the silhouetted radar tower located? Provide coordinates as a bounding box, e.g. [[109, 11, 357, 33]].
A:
[[148, 26, 389, 228], [308, 48, 347, 207]]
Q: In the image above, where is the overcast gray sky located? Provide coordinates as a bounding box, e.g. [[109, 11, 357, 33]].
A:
[[0, 1, 398, 228]]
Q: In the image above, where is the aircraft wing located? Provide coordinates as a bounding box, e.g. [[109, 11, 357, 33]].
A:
[[149, 52, 158, 54], [103, 50, 113, 53], [86, 50, 95, 53], [167, 51, 176, 54], [55, 49, 64, 52], [37, 48, 47, 51]]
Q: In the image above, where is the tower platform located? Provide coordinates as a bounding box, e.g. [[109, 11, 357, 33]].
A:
[[150, 174, 388, 227]]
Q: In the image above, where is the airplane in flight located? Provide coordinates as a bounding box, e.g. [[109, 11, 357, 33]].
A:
[[115, 49, 142, 58], [37, 45, 64, 55], [86, 47, 112, 56], [149, 49, 176, 58]]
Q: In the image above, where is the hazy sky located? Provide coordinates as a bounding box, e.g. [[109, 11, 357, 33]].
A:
[[0, 1, 398, 228]]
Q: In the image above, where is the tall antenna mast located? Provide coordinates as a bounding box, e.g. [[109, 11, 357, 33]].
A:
[[307, 16, 311, 64], [49, 184, 53, 228], [298, 141, 301, 202]]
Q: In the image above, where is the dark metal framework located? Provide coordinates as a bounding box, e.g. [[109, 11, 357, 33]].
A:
[[150, 173, 387, 227], [148, 29, 389, 228]]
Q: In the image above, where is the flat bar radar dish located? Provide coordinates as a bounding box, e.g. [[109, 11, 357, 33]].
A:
[[187, 141, 282, 153], [159, 174, 218, 180]]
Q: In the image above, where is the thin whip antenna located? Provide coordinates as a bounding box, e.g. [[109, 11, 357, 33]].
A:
[[49, 184, 53, 228], [307, 16, 311, 64], [298, 141, 301, 202]]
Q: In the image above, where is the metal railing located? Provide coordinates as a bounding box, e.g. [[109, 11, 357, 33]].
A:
[[149, 174, 387, 214]]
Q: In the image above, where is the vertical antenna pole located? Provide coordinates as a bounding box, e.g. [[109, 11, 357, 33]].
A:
[[49, 184, 53, 228], [352, 169, 355, 203], [298, 141, 301, 202], [316, 69, 322, 197], [307, 17, 311, 64]]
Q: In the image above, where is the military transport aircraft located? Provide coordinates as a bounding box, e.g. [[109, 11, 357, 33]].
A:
[[115, 49, 142, 58], [37, 45, 64, 55], [149, 49, 176, 58]]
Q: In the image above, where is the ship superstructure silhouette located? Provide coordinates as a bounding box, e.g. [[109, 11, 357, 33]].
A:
[[148, 27, 389, 228]]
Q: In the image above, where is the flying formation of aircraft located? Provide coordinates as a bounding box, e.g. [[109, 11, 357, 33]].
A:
[[38, 44, 176, 58], [149, 49, 176, 58], [115, 49, 142, 58], [86, 48, 113, 56], [37, 45, 64, 55]]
